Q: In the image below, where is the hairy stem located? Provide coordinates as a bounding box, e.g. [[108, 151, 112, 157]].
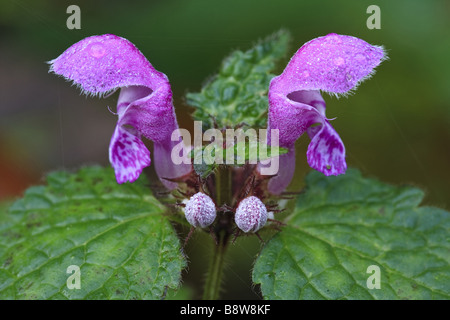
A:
[[215, 165, 232, 206], [202, 230, 228, 300], [202, 165, 233, 300]]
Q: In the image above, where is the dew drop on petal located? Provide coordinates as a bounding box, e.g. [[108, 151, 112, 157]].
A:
[[334, 57, 345, 66], [89, 43, 106, 58]]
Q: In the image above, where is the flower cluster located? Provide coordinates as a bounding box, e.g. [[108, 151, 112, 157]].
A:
[[50, 33, 385, 235]]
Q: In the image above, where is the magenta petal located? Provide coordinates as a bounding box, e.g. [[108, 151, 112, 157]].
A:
[[266, 87, 347, 182], [153, 140, 192, 190], [49, 34, 168, 95], [117, 86, 178, 143], [116, 86, 191, 188], [272, 33, 386, 95], [286, 90, 326, 116], [109, 125, 151, 184], [307, 119, 346, 176], [268, 89, 323, 147], [116, 85, 153, 115], [265, 147, 296, 195]]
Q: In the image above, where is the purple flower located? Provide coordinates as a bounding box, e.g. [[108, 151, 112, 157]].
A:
[[265, 33, 386, 193], [49, 34, 191, 187]]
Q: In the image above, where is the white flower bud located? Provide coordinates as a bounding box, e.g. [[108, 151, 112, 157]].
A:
[[184, 192, 216, 228], [235, 196, 268, 233]]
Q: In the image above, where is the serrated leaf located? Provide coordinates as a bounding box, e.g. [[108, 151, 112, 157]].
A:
[[187, 30, 290, 129], [0, 166, 186, 300], [253, 169, 450, 300]]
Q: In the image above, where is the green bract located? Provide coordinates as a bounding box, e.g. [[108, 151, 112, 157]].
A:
[[187, 30, 290, 129]]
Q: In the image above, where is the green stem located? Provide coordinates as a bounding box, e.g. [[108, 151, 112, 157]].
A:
[[202, 165, 233, 300], [202, 231, 228, 300], [215, 165, 232, 206]]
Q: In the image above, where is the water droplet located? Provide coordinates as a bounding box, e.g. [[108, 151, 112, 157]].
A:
[[89, 43, 106, 58], [334, 57, 345, 66]]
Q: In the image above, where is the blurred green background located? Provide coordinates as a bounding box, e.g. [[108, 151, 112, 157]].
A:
[[1, 0, 449, 299]]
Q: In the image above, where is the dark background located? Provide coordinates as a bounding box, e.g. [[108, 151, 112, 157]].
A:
[[1, 0, 449, 299]]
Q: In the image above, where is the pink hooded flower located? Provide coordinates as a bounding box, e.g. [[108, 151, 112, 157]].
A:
[[265, 33, 386, 193], [49, 34, 191, 188]]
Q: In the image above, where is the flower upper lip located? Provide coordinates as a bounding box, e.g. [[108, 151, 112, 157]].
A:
[[50, 34, 191, 186]]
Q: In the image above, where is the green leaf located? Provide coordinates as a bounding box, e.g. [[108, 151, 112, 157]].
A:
[[187, 29, 290, 129], [0, 166, 186, 300], [253, 169, 450, 300]]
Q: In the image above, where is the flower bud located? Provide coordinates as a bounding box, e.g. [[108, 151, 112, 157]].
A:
[[235, 196, 268, 233], [184, 192, 216, 228]]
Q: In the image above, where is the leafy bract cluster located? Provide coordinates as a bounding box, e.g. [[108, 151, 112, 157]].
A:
[[187, 30, 290, 129]]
